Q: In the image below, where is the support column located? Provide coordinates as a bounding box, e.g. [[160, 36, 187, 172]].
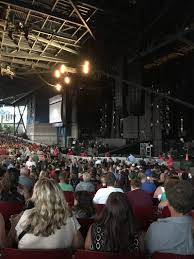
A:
[[13, 105, 16, 136], [26, 90, 57, 145], [152, 96, 162, 155], [70, 91, 78, 139], [112, 57, 123, 138]]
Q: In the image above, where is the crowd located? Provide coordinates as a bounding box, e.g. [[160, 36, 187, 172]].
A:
[[0, 134, 193, 257]]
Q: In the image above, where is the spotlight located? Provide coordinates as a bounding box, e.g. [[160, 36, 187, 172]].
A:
[[55, 70, 61, 78], [84, 60, 89, 66], [64, 76, 71, 84], [55, 83, 62, 91], [82, 60, 90, 74], [60, 64, 66, 74]]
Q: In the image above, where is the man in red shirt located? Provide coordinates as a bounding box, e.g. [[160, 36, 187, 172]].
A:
[[126, 177, 154, 229]]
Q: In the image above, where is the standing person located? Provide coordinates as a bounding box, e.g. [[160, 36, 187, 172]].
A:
[[14, 178, 83, 249]]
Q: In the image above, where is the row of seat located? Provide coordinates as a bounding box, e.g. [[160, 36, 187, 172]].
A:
[[1, 248, 193, 259]]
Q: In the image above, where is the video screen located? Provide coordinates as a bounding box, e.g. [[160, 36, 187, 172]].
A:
[[49, 95, 62, 124]]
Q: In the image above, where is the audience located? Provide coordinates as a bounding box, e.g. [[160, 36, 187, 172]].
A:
[[85, 192, 140, 253], [145, 180, 194, 255], [0, 169, 23, 202], [73, 191, 95, 219], [14, 178, 83, 249], [70, 172, 80, 191], [75, 172, 95, 193], [126, 177, 154, 229], [0, 213, 6, 248], [26, 156, 36, 170], [0, 134, 193, 257], [141, 169, 156, 194], [58, 171, 74, 192], [93, 173, 123, 204]]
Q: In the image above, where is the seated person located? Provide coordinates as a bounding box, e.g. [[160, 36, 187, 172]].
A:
[[145, 180, 194, 255], [93, 173, 123, 204], [58, 171, 74, 192], [85, 192, 140, 253], [96, 175, 107, 190], [126, 177, 154, 228], [0, 213, 6, 247], [17, 175, 34, 202], [73, 191, 95, 219], [141, 169, 156, 194], [14, 178, 83, 249], [0, 168, 23, 203], [70, 172, 80, 191], [154, 176, 179, 209], [75, 172, 95, 193]]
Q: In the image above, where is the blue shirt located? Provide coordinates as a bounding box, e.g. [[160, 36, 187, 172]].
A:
[[145, 216, 194, 255]]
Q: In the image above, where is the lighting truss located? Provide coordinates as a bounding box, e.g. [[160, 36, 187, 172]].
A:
[[0, 0, 100, 74]]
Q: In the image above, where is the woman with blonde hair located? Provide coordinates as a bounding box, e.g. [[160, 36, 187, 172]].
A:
[[14, 177, 83, 249]]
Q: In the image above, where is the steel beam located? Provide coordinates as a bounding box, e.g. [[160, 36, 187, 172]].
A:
[[97, 70, 194, 110], [32, 27, 78, 42], [0, 56, 51, 69], [0, 6, 10, 49], [51, 0, 60, 12], [72, 8, 97, 43], [15, 105, 27, 134], [1, 34, 44, 53], [17, 10, 31, 49], [0, 51, 65, 63], [1, 30, 79, 55], [178, 36, 194, 47], [0, 0, 85, 27], [29, 16, 49, 55], [128, 25, 194, 64], [28, 34, 78, 54], [0, 56, 77, 73], [68, 0, 95, 39]]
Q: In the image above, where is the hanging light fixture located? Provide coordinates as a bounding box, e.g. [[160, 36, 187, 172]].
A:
[[55, 70, 61, 78], [55, 83, 62, 91]]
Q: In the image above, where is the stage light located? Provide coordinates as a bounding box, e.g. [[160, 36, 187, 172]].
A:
[[60, 64, 66, 74], [55, 70, 61, 78], [82, 60, 90, 74], [55, 83, 62, 91], [64, 76, 71, 84]]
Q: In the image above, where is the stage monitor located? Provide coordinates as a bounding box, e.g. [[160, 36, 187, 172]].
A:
[[49, 95, 62, 124]]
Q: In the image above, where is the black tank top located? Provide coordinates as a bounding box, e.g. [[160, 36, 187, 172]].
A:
[[91, 223, 140, 253]]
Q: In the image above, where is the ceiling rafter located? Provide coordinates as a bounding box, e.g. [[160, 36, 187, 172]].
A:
[[68, 0, 95, 39], [0, 0, 86, 28], [0, 5, 10, 49], [0, 0, 100, 74]]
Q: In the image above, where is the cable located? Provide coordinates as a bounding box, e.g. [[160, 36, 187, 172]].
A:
[[36, 72, 55, 87]]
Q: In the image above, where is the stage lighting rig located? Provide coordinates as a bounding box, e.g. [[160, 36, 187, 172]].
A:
[[0, 65, 15, 79]]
